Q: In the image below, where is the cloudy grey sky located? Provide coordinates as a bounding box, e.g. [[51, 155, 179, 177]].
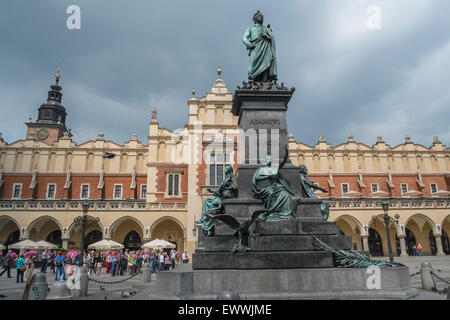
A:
[[1, 0, 449, 148]]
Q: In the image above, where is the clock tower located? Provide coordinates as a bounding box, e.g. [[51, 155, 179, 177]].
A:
[[26, 67, 71, 145]]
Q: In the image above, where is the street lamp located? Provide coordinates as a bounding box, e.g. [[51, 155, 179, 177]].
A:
[[381, 201, 394, 262]]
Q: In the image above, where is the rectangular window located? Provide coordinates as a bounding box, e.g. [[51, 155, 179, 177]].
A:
[[371, 184, 378, 193], [12, 184, 22, 199], [114, 185, 122, 199], [430, 184, 437, 194], [168, 175, 173, 196], [167, 174, 180, 196], [47, 184, 56, 199], [80, 184, 89, 199], [401, 184, 408, 194], [209, 165, 216, 185], [216, 164, 224, 185], [341, 183, 349, 194], [140, 185, 147, 199], [174, 174, 179, 196]]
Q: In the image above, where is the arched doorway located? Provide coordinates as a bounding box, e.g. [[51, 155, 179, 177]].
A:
[[84, 230, 102, 249], [0, 216, 21, 252], [150, 217, 185, 251], [4, 230, 20, 253], [28, 216, 62, 244], [68, 216, 103, 251], [335, 215, 363, 251], [46, 230, 62, 248], [110, 217, 144, 251], [405, 214, 436, 256], [368, 228, 383, 256], [405, 228, 417, 256], [123, 231, 142, 251]]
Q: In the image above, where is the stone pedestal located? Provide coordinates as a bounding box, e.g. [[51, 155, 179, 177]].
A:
[[147, 264, 417, 300]]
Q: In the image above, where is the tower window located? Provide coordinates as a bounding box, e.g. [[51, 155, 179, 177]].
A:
[[209, 153, 230, 186], [371, 184, 378, 193], [167, 174, 180, 196]]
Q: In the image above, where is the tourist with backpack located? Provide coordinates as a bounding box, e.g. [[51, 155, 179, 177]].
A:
[[55, 253, 66, 281]]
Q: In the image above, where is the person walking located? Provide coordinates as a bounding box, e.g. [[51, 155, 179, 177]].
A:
[[16, 254, 25, 283], [159, 251, 164, 271], [89, 252, 96, 275], [0, 250, 13, 278], [40, 249, 48, 273], [96, 253, 102, 274], [55, 253, 66, 281], [182, 251, 189, 264], [110, 253, 117, 277], [49, 250, 56, 274], [170, 249, 176, 270], [417, 243, 423, 256], [24, 255, 33, 280]]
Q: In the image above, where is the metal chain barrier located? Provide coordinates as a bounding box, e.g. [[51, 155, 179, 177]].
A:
[[430, 271, 450, 285], [88, 271, 142, 285], [409, 271, 421, 278]]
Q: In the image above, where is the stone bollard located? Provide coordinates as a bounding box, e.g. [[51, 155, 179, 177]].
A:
[[79, 267, 89, 297], [46, 280, 73, 300], [28, 273, 48, 300], [216, 291, 241, 300], [142, 263, 152, 283], [420, 262, 435, 290]]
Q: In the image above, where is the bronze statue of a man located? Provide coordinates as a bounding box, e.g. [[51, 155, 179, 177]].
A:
[[243, 11, 278, 82]]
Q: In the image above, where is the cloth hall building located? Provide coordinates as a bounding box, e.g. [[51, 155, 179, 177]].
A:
[[0, 70, 449, 257]]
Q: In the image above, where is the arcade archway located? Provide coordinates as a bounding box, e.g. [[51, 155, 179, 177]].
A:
[[110, 217, 144, 250], [0, 216, 21, 251], [150, 217, 185, 251]]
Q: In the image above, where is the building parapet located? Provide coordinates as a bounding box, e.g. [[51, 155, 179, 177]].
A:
[[0, 200, 187, 211]]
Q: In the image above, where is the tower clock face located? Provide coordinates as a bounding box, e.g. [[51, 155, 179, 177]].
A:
[[36, 128, 49, 140]]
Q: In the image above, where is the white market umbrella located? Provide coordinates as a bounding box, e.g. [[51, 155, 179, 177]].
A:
[[0, 243, 5, 250], [87, 239, 124, 250], [35, 240, 58, 249], [9, 239, 39, 250], [142, 239, 176, 249]]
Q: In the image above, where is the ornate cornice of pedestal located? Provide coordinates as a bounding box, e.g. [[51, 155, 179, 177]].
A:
[[232, 80, 295, 116]]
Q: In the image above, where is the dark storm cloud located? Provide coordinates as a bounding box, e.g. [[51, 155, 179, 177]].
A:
[[0, 0, 449, 147]]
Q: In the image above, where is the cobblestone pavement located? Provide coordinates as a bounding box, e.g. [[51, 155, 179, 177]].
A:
[[0, 256, 448, 300]]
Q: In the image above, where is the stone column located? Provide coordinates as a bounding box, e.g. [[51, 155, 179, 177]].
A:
[[62, 239, 69, 250], [398, 235, 408, 257], [434, 234, 445, 256], [361, 235, 369, 252]]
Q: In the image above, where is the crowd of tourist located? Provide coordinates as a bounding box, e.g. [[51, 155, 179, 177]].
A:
[[0, 248, 189, 282]]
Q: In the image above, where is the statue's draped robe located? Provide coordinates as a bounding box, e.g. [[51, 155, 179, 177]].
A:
[[243, 24, 277, 81], [252, 167, 297, 221], [199, 173, 237, 236], [299, 173, 330, 221]]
